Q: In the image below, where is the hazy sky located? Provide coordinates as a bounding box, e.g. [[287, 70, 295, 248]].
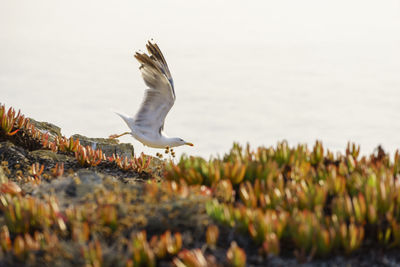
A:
[[1, 0, 399, 157], [1, 0, 400, 46]]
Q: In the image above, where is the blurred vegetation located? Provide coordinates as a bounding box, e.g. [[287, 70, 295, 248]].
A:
[[1, 103, 400, 266]]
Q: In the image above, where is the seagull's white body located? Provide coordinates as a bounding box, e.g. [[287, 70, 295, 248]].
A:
[[113, 41, 193, 148], [114, 111, 182, 148]]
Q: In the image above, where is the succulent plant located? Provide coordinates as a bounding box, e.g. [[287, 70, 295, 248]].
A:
[[29, 162, 44, 181], [0, 181, 22, 196], [0, 194, 66, 235], [59, 136, 80, 153], [75, 145, 103, 167], [173, 248, 217, 267], [3, 103, 400, 265], [108, 153, 151, 173], [51, 163, 64, 178], [226, 241, 246, 267], [81, 239, 103, 267], [0, 105, 23, 136], [205, 225, 219, 248], [149, 230, 182, 258], [128, 231, 156, 267]]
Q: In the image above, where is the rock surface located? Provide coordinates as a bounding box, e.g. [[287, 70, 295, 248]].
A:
[[72, 134, 134, 157], [29, 118, 62, 139]]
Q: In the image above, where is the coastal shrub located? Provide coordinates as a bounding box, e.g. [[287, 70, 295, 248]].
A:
[[1, 103, 400, 265], [167, 141, 400, 258]]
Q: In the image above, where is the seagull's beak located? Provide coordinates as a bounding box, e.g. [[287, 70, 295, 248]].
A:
[[185, 142, 194, 146]]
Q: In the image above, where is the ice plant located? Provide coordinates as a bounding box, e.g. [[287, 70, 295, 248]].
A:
[[206, 225, 219, 248], [0, 226, 12, 252], [339, 222, 365, 254], [81, 240, 103, 267], [0, 194, 66, 235], [0, 181, 22, 196], [149, 230, 182, 258], [127, 231, 155, 267], [75, 145, 103, 167], [51, 163, 64, 178], [0, 105, 21, 136], [58, 136, 80, 153], [173, 249, 214, 267], [2, 105, 400, 265], [134, 153, 152, 173], [108, 154, 133, 171], [29, 163, 44, 181], [108, 153, 151, 173], [226, 241, 246, 267], [262, 232, 280, 255], [213, 179, 234, 203]]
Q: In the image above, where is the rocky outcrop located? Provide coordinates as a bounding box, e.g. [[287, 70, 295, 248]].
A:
[[29, 118, 62, 139], [72, 134, 134, 157], [29, 118, 135, 158]]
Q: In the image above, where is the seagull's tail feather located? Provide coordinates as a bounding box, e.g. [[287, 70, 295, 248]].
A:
[[111, 109, 135, 131]]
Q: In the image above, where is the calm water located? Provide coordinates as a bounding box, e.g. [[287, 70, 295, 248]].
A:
[[1, 1, 399, 158]]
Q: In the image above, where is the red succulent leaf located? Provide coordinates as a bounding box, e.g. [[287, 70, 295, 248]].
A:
[[7, 129, 20, 136]]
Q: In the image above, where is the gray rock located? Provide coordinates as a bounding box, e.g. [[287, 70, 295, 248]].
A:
[[72, 134, 134, 158], [12, 117, 134, 159], [31, 171, 106, 206], [28, 118, 62, 140], [31, 177, 72, 198], [29, 149, 71, 162], [77, 170, 102, 185], [0, 141, 29, 167], [66, 170, 104, 198]]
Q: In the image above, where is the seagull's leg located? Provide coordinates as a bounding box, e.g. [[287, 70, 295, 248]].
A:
[[109, 132, 131, 139]]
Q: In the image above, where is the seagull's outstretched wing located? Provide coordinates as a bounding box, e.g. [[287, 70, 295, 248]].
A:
[[132, 41, 175, 137]]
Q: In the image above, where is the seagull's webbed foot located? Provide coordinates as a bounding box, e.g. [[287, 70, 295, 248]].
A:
[[109, 132, 131, 139]]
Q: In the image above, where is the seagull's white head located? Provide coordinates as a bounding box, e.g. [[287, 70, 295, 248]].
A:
[[170, 137, 194, 147]]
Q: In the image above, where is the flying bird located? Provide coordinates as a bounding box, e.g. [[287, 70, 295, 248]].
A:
[[110, 41, 193, 148]]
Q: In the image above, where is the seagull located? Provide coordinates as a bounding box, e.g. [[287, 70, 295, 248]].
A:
[[110, 41, 194, 148]]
